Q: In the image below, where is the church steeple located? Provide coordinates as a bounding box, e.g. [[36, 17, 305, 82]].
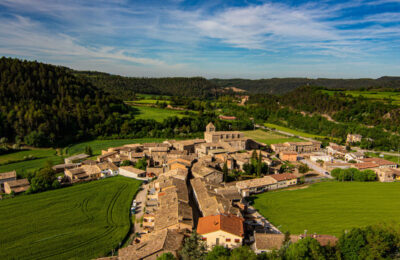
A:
[[206, 122, 215, 132]]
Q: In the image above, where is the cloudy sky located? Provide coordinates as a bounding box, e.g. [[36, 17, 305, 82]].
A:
[[0, 0, 399, 78]]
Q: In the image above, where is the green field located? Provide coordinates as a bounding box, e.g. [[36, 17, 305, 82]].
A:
[[132, 106, 189, 122], [0, 149, 63, 176], [243, 129, 303, 145], [322, 90, 400, 106], [0, 176, 141, 260], [264, 123, 333, 140], [253, 182, 400, 236]]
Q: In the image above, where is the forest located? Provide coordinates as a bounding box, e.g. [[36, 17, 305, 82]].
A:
[[73, 70, 219, 100], [0, 58, 251, 147]]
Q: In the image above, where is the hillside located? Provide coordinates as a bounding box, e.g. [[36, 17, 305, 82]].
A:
[[74, 71, 219, 100], [210, 77, 400, 94], [0, 57, 131, 147]]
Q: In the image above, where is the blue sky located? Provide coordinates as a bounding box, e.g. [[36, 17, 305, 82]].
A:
[[0, 0, 399, 78]]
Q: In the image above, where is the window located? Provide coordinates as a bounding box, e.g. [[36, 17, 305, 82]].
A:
[[235, 239, 240, 243], [226, 238, 231, 242]]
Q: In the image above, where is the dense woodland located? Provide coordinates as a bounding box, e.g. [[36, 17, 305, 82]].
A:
[[74, 71, 218, 100], [211, 77, 400, 94], [0, 58, 250, 147]]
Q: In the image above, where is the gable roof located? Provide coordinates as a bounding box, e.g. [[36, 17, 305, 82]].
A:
[[197, 214, 244, 237], [270, 173, 297, 181], [0, 170, 16, 180]]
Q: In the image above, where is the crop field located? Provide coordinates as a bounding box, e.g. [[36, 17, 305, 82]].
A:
[[264, 123, 333, 140], [65, 138, 165, 156], [0, 176, 141, 260], [253, 182, 400, 236], [243, 129, 303, 145], [131, 106, 188, 122], [322, 90, 400, 105], [0, 149, 62, 176]]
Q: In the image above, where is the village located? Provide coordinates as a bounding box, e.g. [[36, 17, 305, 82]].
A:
[[1, 124, 399, 259]]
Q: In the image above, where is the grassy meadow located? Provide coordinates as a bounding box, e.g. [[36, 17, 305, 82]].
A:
[[322, 90, 400, 106], [253, 182, 400, 236], [264, 123, 333, 140], [0, 176, 141, 260], [243, 129, 303, 145], [131, 106, 189, 122]]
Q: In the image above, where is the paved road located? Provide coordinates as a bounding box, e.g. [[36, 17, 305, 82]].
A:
[[246, 205, 281, 234], [300, 159, 333, 179]]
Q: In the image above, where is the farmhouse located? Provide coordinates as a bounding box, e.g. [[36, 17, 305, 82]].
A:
[[271, 141, 321, 154], [3, 179, 30, 194], [345, 152, 364, 162], [235, 176, 278, 197], [197, 214, 244, 250], [0, 170, 17, 189], [279, 151, 297, 162], [376, 168, 400, 182], [118, 229, 185, 260], [347, 133, 362, 143], [270, 173, 298, 188], [119, 166, 147, 179]]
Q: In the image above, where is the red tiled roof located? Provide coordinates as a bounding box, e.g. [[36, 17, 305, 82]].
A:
[[354, 162, 379, 170], [197, 214, 244, 237], [362, 158, 397, 166], [270, 173, 297, 181]]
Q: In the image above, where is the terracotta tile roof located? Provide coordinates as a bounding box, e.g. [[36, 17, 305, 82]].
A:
[[197, 214, 244, 237], [354, 162, 379, 170], [270, 173, 297, 181], [362, 158, 397, 166]]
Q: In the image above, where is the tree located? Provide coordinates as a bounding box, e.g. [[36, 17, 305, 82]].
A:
[[298, 163, 310, 174], [157, 252, 176, 260], [180, 231, 207, 260], [223, 162, 228, 182], [206, 245, 230, 260], [230, 246, 257, 260], [121, 160, 132, 166], [284, 237, 326, 260], [85, 145, 93, 156], [256, 151, 262, 177], [135, 157, 147, 170], [29, 161, 59, 193]]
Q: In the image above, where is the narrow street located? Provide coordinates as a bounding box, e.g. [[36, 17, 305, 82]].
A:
[[133, 183, 148, 234]]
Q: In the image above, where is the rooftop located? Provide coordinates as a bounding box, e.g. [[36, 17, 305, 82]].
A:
[[197, 214, 244, 237], [0, 170, 16, 180]]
